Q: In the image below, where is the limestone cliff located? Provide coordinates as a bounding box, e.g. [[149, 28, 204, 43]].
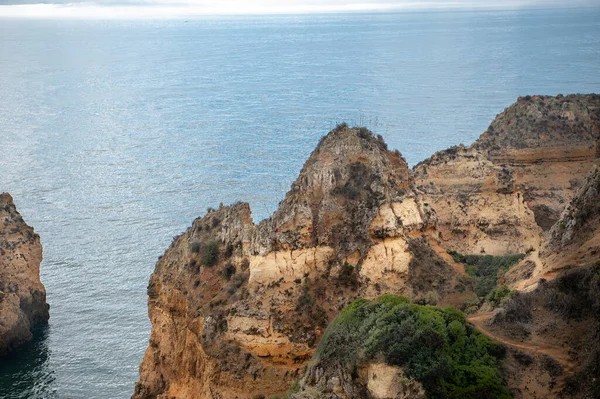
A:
[[512, 165, 600, 286], [133, 126, 459, 399], [134, 95, 600, 399], [0, 193, 49, 355], [415, 94, 600, 256]]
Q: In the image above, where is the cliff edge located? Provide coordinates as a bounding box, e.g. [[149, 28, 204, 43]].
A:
[[133, 126, 459, 399], [0, 193, 49, 355], [134, 94, 600, 399]]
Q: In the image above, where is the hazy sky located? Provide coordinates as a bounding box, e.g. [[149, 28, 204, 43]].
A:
[[0, 0, 597, 18]]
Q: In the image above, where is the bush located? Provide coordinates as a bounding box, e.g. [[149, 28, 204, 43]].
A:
[[221, 263, 236, 280], [512, 349, 534, 366], [315, 295, 511, 399], [227, 271, 249, 294], [200, 240, 219, 266], [487, 285, 515, 308], [448, 251, 524, 297], [337, 262, 359, 288], [190, 242, 201, 253], [415, 290, 439, 306], [460, 294, 482, 314]]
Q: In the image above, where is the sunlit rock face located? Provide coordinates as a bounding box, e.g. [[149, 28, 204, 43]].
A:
[[0, 193, 49, 356]]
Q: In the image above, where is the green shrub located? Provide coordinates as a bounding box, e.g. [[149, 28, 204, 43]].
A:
[[487, 285, 515, 308], [415, 290, 440, 306], [448, 251, 524, 297], [315, 295, 511, 399], [461, 294, 482, 314], [200, 240, 219, 266]]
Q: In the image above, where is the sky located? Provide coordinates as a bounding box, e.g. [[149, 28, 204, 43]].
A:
[[0, 0, 597, 18]]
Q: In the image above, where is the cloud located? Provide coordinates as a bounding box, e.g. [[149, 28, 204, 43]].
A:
[[0, 0, 596, 18]]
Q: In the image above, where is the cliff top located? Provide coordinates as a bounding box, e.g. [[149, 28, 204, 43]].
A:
[[257, 124, 415, 256], [475, 94, 600, 155], [416, 94, 600, 170]]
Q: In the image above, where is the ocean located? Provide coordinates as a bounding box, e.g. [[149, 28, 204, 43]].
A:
[[0, 8, 598, 398]]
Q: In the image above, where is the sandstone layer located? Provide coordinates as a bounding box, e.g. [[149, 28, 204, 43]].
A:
[[0, 193, 49, 355], [135, 94, 600, 399]]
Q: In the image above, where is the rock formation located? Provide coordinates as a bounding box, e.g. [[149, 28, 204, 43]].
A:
[[0, 193, 49, 355], [414, 94, 600, 256], [134, 94, 600, 399], [133, 125, 459, 399]]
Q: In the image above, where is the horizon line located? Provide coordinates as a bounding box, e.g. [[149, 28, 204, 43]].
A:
[[0, 2, 597, 19]]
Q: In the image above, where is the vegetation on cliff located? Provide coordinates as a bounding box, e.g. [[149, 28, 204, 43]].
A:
[[313, 295, 511, 399], [448, 251, 524, 298]]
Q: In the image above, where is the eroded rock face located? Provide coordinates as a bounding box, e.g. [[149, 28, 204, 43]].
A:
[[546, 165, 600, 251], [366, 364, 425, 399], [134, 95, 600, 399], [414, 145, 542, 255], [133, 127, 458, 399], [291, 362, 425, 399], [524, 165, 600, 283], [415, 94, 600, 256], [0, 193, 49, 355]]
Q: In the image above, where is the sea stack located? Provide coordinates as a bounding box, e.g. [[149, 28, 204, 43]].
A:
[[0, 193, 49, 355]]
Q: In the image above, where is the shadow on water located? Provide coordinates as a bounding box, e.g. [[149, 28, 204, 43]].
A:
[[0, 324, 57, 399]]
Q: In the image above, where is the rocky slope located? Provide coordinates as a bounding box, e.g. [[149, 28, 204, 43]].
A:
[[134, 94, 600, 399], [0, 193, 49, 355], [133, 126, 460, 399], [414, 94, 600, 257], [482, 262, 600, 399]]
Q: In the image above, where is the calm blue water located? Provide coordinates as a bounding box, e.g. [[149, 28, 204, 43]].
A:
[[0, 8, 599, 398]]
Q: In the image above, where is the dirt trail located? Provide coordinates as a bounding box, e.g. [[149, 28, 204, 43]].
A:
[[468, 312, 576, 383]]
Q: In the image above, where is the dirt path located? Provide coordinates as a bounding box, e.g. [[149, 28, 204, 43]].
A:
[[468, 312, 576, 377]]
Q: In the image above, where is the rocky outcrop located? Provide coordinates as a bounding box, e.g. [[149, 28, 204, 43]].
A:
[[415, 94, 600, 256], [546, 165, 600, 253], [291, 362, 425, 399], [134, 95, 600, 399], [133, 126, 459, 399], [414, 145, 541, 255], [505, 165, 600, 288], [0, 193, 49, 355]]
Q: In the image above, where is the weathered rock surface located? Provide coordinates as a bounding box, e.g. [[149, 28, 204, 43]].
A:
[[415, 94, 600, 257], [291, 362, 425, 399], [516, 165, 600, 287], [134, 95, 600, 399], [0, 193, 49, 355], [133, 126, 458, 399]]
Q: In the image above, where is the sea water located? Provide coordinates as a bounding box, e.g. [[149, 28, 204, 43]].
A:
[[0, 8, 599, 398]]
